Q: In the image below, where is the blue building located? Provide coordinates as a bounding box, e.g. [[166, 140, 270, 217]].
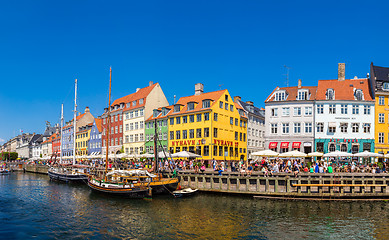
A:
[[88, 118, 102, 155]]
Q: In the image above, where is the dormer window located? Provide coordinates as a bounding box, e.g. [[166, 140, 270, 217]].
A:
[[187, 102, 195, 111], [120, 103, 124, 109], [132, 100, 137, 106], [202, 100, 211, 108], [114, 105, 119, 110], [162, 107, 170, 116], [174, 105, 181, 112], [383, 82, 389, 90], [326, 89, 334, 100], [354, 89, 363, 101], [274, 91, 286, 101], [126, 103, 130, 108], [139, 98, 144, 104], [297, 90, 308, 100], [153, 109, 161, 118]]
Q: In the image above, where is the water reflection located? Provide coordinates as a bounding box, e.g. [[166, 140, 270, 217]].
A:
[[1, 172, 389, 239]]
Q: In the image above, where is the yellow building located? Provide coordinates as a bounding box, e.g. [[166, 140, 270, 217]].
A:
[[371, 63, 389, 154], [166, 84, 247, 161], [75, 123, 92, 156]]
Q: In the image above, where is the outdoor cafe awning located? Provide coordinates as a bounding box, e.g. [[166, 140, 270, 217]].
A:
[[269, 142, 278, 149], [292, 142, 301, 148], [280, 142, 289, 149]]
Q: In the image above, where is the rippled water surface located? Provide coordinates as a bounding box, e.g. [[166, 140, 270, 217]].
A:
[[1, 172, 389, 239]]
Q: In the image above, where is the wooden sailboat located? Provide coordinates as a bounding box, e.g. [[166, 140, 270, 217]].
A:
[[48, 80, 89, 183], [87, 67, 150, 198]]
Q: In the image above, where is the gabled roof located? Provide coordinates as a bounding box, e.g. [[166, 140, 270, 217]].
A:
[[146, 105, 173, 121], [371, 64, 389, 81], [316, 78, 372, 101], [237, 100, 265, 118], [265, 86, 317, 103], [63, 113, 86, 129], [108, 83, 158, 113], [95, 118, 103, 133]]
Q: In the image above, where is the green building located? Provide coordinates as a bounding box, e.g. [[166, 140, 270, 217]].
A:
[[145, 106, 171, 154]]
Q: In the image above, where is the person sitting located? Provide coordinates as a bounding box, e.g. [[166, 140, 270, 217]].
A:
[[200, 164, 206, 173], [247, 164, 253, 176]]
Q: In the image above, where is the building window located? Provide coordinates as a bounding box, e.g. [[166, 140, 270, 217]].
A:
[[176, 117, 181, 124], [197, 114, 202, 122], [214, 113, 218, 121], [219, 101, 223, 109], [139, 98, 144, 105], [189, 129, 194, 138], [282, 107, 290, 116], [282, 123, 289, 134], [182, 130, 187, 139], [329, 143, 336, 152], [230, 117, 233, 125], [170, 131, 174, 140], [379, 132, 384, 144], [297, 90, 308, 100], [134, 122, 138, 130], [340, 123, 348, 133], [202, 100, 210, 108], [341, 104, 347, 114], [364, 105, 371, 115], [225, 103, 228, 109], [305, 122, 312, 133], [379, 113, 385, 123], [176, 131, 181, 140], [294, 107, 301, 116], [174, 105, 180, 112], [328, 125, 336, 133], [182, 116, 188, 123], [352, 105, 359, 114], [235, 118, 238, 126], [189, 115, 195, 122], [213, 128, 218, 138], [363, 123, 371, 133], [294, 123, 301, 133], [230, 105, 234, 111], [203, 146, 209, 156], [274, 91, 286, 101], [305, 107, 312, 116], [204, 128, 209, 137], [383, 83, 389, 90], [271, 108, 278, 117], [235, 131, 238, 140], [204, 113, 210, 121], [317, 104, 323, 114], [379, 96, 385, 105], [170, 118, 174, 125], [196, 128, 202, 138], [354, 89, 363, 101], [340, 144, 347, 152], [329, 104, 336, 114], [317, 122, 324, 133], [271, 123, 277, 134], [140, 109, 144, 116], [188, 102, 195, 111], [352, 123, 359, 133], [326, 89, 334, 100]]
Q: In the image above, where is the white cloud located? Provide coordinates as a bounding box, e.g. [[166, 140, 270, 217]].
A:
[[0, 138, 5, 143]]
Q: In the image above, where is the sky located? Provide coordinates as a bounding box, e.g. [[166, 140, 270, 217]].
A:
[[1, 0, 389, 142]]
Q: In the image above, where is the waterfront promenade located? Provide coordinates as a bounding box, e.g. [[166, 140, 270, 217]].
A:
[[11, 162, 389, 200]]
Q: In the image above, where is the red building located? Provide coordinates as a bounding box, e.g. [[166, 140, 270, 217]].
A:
[[102, 102, 124, 154], [52, 133, 61, 157]]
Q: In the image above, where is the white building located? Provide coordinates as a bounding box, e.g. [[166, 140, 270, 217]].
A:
[[314, 64, 375, 153], [265, 80, 316, 153], [235, 97, 265, 158]]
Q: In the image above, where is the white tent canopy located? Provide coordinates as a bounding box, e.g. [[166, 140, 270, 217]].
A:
[[323, 150, 353, 157], [171, 151, 202, 158], [353, 151, 383, 158], [158, 151, 172, 159], [140, 153, 155, 158], [251, 150, 279, 157], [279, 150, 307, 158], [307, 152, 324, 157]]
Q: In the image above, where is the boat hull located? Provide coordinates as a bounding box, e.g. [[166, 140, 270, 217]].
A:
[[149, 179, 179, 194], [48, 169, 88, 183], [87, 180, 149, 198]]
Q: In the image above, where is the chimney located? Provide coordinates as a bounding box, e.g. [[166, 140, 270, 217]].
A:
[[85, 106, 90, 113], [136, 88, 140, 92], [195, 83, 204, 96], [234, 96, 241, 102], [246, 101, 254, 105], [149, 81, 154, 86], [338, 63, 345, 81], [298, 79, 302, 88]]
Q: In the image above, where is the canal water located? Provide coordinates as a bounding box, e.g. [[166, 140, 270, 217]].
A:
[[0, 172, 388, 240]]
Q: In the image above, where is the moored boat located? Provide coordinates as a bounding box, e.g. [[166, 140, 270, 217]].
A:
[[0, 169, 10, 175], [48, 164, 89, 183], [173, 188, 198, 198]]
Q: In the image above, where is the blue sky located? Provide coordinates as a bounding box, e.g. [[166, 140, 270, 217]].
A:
[[0, 0, 388, 142]]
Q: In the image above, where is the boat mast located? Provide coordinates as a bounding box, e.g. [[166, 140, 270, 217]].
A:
[[72, 79, 77, 165], [105, 67, 112, 177], [59, 103, 64, 164], [154, 119, 158, 173]]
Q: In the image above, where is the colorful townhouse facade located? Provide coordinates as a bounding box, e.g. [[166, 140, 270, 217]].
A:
[[166, 83, 248, 161], [52, 133, 61, 158], [102, 101, 124, 154], [88, 118, 102, 155], [369, 63, 389, 154], [75, 123, 93, 156], [265, 80, 316, 153], [314, 64, 375, 153], [145, 106, 171, 154], [62, 107, 94, 156]]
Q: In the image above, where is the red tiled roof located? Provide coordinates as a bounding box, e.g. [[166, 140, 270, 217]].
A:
[[108, 83, 158, 113], [95, 118, 103, 133], [146, 105, 173, 121], [265, 86, 317, 102], [316, 78, 372, 101], [63, 113, 86, 128]]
